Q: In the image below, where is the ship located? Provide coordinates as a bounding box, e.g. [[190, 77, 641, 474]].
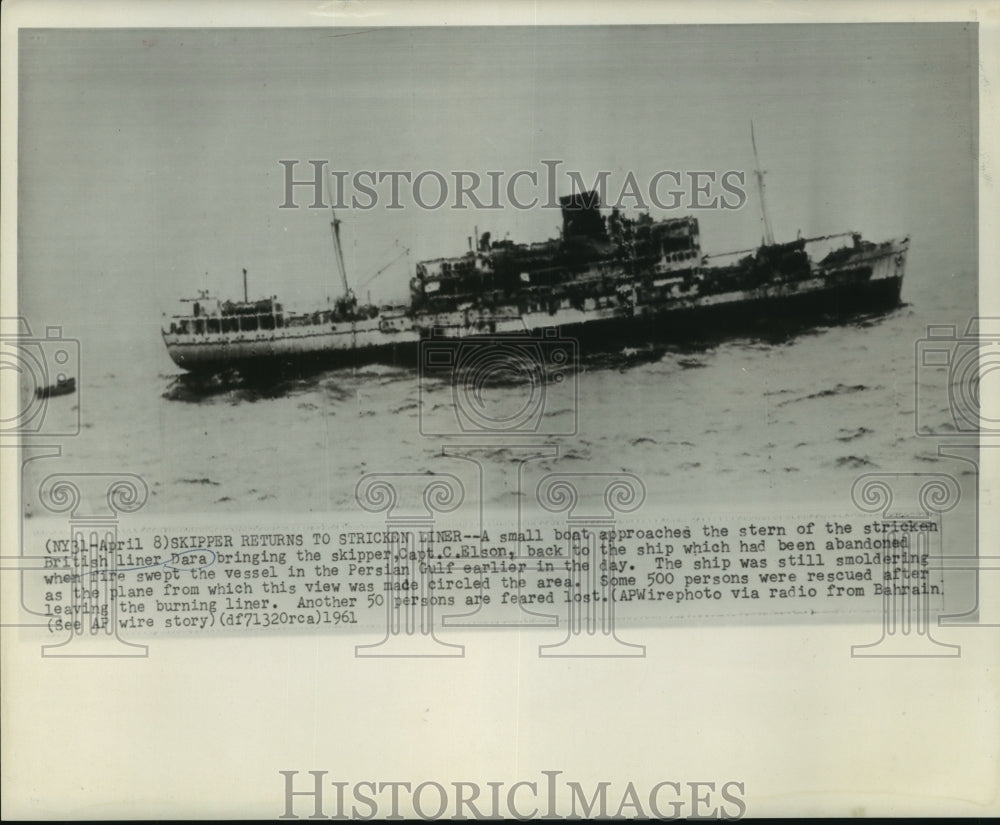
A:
[[162, 143, 909, 377]]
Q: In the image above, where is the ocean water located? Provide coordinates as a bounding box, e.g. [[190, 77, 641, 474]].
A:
[[20, 267, 979, 520]]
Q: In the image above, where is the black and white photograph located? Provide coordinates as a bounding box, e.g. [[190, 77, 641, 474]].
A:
[[2, 2, 998, 820], [13, 22, 980, 515]]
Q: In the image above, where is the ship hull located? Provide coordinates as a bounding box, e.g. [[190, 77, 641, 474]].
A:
[[163, 257, 904, 378], [559, 270, 904, 351]]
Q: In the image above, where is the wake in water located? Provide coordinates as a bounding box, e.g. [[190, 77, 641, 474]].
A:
[[162, 362, 413, 404], [162, 372, 320, 403]]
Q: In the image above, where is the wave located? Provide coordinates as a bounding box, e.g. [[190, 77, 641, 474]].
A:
[[779, 383, 877, 407], [836, 427, 874, 442], [630, 436, 657, 446], [835, 456, 876, 469]]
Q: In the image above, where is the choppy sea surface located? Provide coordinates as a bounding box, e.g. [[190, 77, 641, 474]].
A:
[[21, 268, 978, 518]]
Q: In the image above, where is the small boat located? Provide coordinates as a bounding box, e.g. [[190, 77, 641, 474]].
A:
[[35, 377, 75, 399]]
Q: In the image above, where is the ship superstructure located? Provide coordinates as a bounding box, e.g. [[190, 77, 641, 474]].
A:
[[163, 155, 908, 375]]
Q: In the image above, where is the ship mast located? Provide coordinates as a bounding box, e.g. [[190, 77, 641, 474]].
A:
[[750, 121, 775, 246], [329, 204, 352, 299]]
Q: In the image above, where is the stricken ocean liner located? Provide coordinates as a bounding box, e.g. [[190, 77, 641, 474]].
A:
[[162, 153, 909, 377]]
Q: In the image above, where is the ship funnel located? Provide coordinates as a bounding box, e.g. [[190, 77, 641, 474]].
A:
[[560, 190, 607, 241]]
